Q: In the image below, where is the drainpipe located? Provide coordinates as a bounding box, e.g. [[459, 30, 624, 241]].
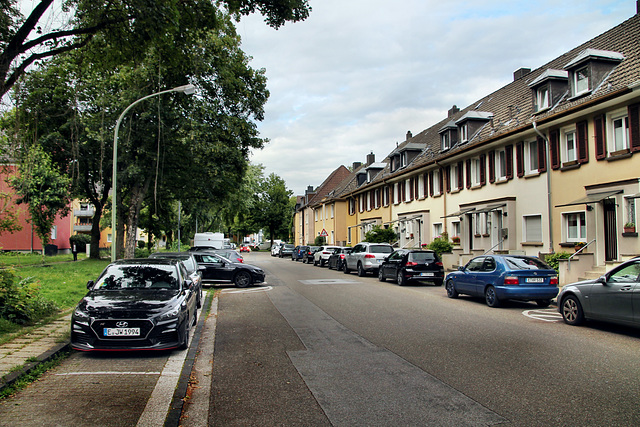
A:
[[435, 161, 447, 235], [533, 121, 554, 253]]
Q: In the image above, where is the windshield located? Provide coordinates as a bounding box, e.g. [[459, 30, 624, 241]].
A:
[[284, 244, 294, 249], [95, 265, 179, 290], [371, 245, 393, 254]]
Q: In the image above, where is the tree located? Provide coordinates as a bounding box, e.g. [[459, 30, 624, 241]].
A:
[[364, 226, 397, 244], [253, 173, 293, 247], [0, 0, 311, 98], [8, 145, 71, 250]]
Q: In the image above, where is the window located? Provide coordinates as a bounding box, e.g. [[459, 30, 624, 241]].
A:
[[460, 123, 468, 142], [348, 227, 352, 243], [51, 226, 57, 240], [525, 140, 539, 174], [475, 213, 482, 235], [315, 210, 318, 221], [450, 164, 459, 190], [562, 128, 577, 163], [432, 172, 441, 196], [441, 133, 451, 151], [496, 149, 507, 181], [536, 86, 549, 111], [107, 233, 113, 243], [626, 197, 636, 226], [471, 158, 481, 186], [331, 204, 335, 218], [417, 175, 425, 199], [394, 183, 400, 204], [523, 215, 542, 242], [609, 111, 630, 153], [564, 212, 587, 242], [433, 223, 443, 238], [383, 186, 389, 207], [452, 221, 461, 237], [349, 198, 356, 215], [574, 66, 589, 95]]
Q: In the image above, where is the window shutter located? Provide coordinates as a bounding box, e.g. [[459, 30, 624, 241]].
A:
[[429, 171, 434, 196], [466, 159, 471, 188], [537, 136, 547, 173], [488, 151, 495, 183], [445, 166, 451, 193], [516, 142, 524, 177], [390, 185, 395, 204], [409, 178, 414, 201], [457, 161, 464, 190], [414, 177, 419, 199], [577, 120, 590, 163], [629, 103, 640, 153], [423, 173, 428, 197], [505, 144, 513, 179], [549, 130, 560, 169], [439, 169, 444, 194], [480, 154, 486, 185]]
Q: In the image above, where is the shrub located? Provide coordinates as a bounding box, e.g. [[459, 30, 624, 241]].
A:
[[135, 247, 151, 258], [544, 252, 571, 273], [0, 269, 59, 325], [427, 236, 453, 257], [364, 226, 398, 244], [314, 236, 326, 246], [69, 234, 91, 252]]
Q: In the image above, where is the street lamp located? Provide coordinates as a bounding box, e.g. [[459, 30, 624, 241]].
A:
[[111, 84, 196, 261]]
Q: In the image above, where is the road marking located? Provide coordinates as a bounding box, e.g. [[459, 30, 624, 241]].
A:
[[299, 279, 360, 285], [523, 309, 563, 322], [223, 285, 273, 294], [56, 371, 161, 376]]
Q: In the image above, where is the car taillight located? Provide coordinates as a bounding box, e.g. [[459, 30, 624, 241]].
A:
[[406, 261, 418, 267], [237, 258, 243, 263], [323, 251, 330, 254], [504, 276, 519, 285], [364, 254, 375, 259], [340, 254, 345, 259], [436, 261, 443, 267], [550, 276, 558, 285]]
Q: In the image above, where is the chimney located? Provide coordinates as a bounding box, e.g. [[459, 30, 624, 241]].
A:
[[305, 185, 314, 195], [406, 130, 412, 140], [366, 152, 375, 166], [448, 105, 460, 117], [513, 68, 531, 81], [352, 161, 362, 170]]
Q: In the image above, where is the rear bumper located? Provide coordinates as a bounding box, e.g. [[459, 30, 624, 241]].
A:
[[495, 286, 559, 301]]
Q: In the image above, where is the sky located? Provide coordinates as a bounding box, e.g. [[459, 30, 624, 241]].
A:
[[237, 0, 635, 195]]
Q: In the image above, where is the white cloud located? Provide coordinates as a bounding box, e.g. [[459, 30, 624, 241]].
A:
[[240, 0, 633, 194]]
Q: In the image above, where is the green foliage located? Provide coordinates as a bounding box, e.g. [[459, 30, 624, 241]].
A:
[[135, 247, 151, 258], [544, 252, 571, 273], [253, 173, 295, 243], [0, 269, 59, 325], [364, 226, 397, 244], [428, 236, 453, 257], [69, 234, 91, 252], [0, 192, 22, 236], [314, 235, 326, 246]]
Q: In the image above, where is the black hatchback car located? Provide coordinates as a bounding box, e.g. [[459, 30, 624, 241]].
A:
[[70, 258, 198, 351], [149, 252, 203, 308], [191, 252, 265, 287], [378, 249, 444, 286]]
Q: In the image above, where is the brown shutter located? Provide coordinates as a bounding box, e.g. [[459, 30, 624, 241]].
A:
[[516, 142, 524, 177], [414, 177, 419, 199], [457, 161, 464, 189], [593, 116, 605, 160], [577, 120, 590, 163], [409, 178, 414, 201], [423, 173, 428, 197], [537, 136, 547, 173], [439, 169, 444, 194], [445, 166, 451, 193], [429, 171, 434, 196], [505, 144, 513, 179], [480, 154, 486, 185], [629, 103, 640, 153], [549, 129, 560, 169], [488, 151, 495, 183], [466, 159, 471, 188]]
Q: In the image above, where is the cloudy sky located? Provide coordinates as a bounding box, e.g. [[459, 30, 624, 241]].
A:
[[238, 0, 634, 195]]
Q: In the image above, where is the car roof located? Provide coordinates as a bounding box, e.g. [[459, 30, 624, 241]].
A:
[[149, 252, 193, 259], [112, 258, 179, 266]]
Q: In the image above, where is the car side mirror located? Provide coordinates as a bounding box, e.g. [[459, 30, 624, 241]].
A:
[[458, 266, 465, 271], [184, 279, 194, 290], [86, 280, 95, 289], [596, 275, 607, 284], [197, 266, 206, 272]]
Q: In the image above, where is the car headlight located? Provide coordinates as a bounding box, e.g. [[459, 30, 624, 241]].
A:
[[158, 307, 180, 322], [73, 307, 90, 320]]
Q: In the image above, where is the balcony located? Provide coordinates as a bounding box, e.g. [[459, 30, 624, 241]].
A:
[[74, 208, 95, 217], [73, 225, 92, 232]]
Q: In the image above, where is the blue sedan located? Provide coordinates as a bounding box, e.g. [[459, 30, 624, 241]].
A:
[[445, 255, 559, 307]]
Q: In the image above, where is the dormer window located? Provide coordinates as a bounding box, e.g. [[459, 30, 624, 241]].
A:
[[439, 120, 457, 151], [564, 49, 624, 98], [441, 132, 451, 150], [536, 86, 550, 110], [454, 111, 492, 144], [460, 123, 468, 143], [529, 69, 568, 113]]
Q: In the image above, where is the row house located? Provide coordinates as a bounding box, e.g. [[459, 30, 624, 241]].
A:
[[296, 11, 640, 282]]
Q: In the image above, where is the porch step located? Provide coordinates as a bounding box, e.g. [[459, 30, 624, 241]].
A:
[[579, 261, 625, 281]]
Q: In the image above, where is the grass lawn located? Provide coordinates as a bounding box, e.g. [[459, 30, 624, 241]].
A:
[[0, 252, 88, 267]]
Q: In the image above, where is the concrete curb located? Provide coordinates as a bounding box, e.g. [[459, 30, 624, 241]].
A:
[[0, 341, 71, 393]]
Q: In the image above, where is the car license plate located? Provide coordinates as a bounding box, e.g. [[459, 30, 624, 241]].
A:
[[420, 272, 434, 277], [526, 278, 545, 283], [104, 328, 140, 337]]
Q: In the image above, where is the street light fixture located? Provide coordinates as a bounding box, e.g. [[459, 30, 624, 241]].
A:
[[111, 84, 196, 261]]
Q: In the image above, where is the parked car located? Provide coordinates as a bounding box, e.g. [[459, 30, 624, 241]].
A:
[[148, 252, 203, 308], [303, 246, 320, 264], [240, 245, 251, 253], [343, 242, 394, 276], [378, 249, 444, 286], [191, 252, 265, 288], [271, 243, 283, 257], [70, 258, 198, 351], [280, 244, 295, 258], [327, 247, 351, 270], [212, 249, 243, 263], [292, 245, 308, 261], [557, 257, 640, 328], [313, 245, 341, 267], [445, 255, 559, 307]]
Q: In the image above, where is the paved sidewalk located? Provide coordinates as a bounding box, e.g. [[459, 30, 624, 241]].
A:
[[0, 313, 71, 391]]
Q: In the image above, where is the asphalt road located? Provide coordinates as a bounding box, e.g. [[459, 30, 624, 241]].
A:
[[210, 252, 640, 426]]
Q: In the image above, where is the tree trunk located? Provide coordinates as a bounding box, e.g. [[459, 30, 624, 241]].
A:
[[90, 203, 103, 259], [124, 180, 150, 258]]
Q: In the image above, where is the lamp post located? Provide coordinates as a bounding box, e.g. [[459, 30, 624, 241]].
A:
[[111, 84, 196, 261]]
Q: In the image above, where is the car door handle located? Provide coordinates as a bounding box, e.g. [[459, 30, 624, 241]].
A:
[[621, 286, 633, 291]]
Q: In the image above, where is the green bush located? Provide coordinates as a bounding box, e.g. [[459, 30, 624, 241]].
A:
[[544, 252, 571, 273], [69, 234, 91, 252], [135, 247, 151, 258], [427, 236, 453, 257], [0, 269, 59, 325], [314, 236, 326, 246], [364, 226, 398, 244]]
